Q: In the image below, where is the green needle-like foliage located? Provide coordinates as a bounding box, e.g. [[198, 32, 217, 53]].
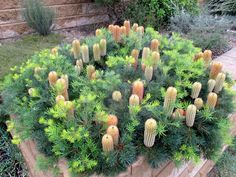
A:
[[0, 25, 235, 176]]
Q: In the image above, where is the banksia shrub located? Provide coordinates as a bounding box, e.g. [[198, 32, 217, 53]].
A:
[[186, 104, 197, 127], [163, 87, 177, 116], [132, 80, 144, 102], [214, 73, 226, 93], [3, 22, 235, 176], [112, 91, 122, 102], [48, 71, 58, 86], [72, 39, 80, 59], [81, 45, 89, 63], [144, 66, 153, 82], [100, 39, 107, 56], [107, 125, 119, 145], [102, 134, 114, 152], [210, 62, 223, 79], [93, 44, 101, 61], [207, 92, 218, 109], [194, 98, 203, 109], [208, 79, 216, 92], [144, 118, 157, 147], [191, 82, 202, 99]]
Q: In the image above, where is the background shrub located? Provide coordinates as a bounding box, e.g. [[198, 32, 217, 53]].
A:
[[95, 0, 124, 23], [123, 0, 199, 29], [23, 0, 55, 36], [170, 9, 234, 55], [208, 0, 236, 16], [170, 10, 194, 34]]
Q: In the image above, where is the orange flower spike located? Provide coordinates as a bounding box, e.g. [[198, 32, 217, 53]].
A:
[[203, 50, 212, 65], [48, 71, 58, 86], [150, 39, 160, 52], [132, 80, 144, 102], [124, 20, 131, 35], [108, 24, 114, 33], [107, 125, 119, 145], [120, 26, 127, 36], [107, 114, 118, 126], [95, 29, 102, 36], [131, 49, 139, 69], [210, 62, 223, 79]]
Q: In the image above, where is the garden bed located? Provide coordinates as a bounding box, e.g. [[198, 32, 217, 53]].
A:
[[1, 21, 236, 177]]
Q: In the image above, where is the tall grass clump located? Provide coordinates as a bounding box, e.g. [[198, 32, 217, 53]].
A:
[[23, 0, 55, 36]]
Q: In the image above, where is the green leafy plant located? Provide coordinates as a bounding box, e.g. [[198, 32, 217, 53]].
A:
[[23, 0, 55, 35], [123, 0, 199, 29], [0, 22, 235, 176]]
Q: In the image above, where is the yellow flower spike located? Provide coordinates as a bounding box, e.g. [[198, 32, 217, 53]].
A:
[[144, 118, 157, 147]]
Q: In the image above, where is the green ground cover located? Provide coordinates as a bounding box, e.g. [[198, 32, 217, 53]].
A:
[[0, 34, 63, 78]]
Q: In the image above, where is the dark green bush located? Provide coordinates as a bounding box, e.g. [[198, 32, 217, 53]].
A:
[[23, 0, 55, 36], [0, 124, 28, 177], [123, 0, 200, 29], [208, 0, 236, 15]]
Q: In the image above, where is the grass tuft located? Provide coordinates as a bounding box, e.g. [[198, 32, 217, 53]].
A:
[[0, 34, 63, 78]]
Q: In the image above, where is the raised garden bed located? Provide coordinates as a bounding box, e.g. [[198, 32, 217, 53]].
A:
[[1, 21, 236, 177]]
